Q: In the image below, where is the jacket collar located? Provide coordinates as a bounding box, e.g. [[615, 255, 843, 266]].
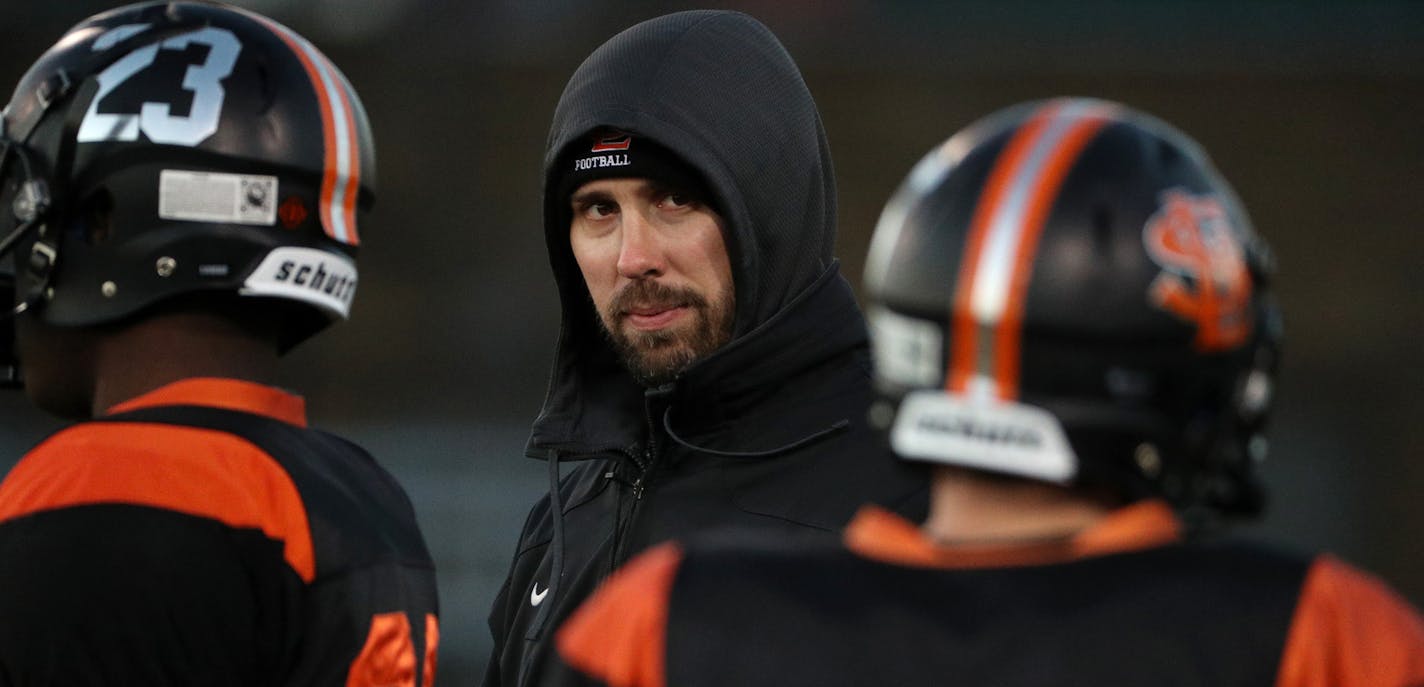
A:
[[844, 499, 1182, 569], [668, 265, 864, 431]]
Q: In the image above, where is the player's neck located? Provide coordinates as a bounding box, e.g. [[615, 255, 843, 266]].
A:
[[90, 311, 280, 416], [920, 466, 1119, 546]]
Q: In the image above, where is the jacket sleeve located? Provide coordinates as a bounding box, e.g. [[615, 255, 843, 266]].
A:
[[484, 568, 516, 687], [1276, 554, 1424, 687], [550, 543, 683, 687], [484, 490, 554, 687]]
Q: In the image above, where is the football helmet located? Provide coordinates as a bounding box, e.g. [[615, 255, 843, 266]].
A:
[[865, 98, 1280, 517], [0, 1, 375, 354]]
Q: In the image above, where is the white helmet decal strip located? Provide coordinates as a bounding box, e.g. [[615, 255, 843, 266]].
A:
[[950, 99, 1119, 400], [971, 102, 1100, 326], [252, 15, 362, 246]]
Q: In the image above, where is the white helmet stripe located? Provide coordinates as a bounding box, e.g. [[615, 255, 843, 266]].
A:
[[250, 14, 361, 246]]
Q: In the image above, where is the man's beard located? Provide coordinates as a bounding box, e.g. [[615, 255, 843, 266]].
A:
[[597, 279, 734, 387]]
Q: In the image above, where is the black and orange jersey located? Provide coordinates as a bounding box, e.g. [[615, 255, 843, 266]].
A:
[[555, 501, 1424, 687], [0, 378, 439, 686]]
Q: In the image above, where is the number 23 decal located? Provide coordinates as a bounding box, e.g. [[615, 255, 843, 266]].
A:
[[78, 24, 241, 147]]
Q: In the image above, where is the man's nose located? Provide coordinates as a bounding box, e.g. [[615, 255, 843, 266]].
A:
[[616, 211, 664, 279]]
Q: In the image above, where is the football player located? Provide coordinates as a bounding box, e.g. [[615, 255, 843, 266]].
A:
[[0, 3, 438, 684]]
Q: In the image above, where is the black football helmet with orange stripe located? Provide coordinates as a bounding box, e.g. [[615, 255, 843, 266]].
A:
[[0, 0, 374, 369], [864, 98, 1280, 519]]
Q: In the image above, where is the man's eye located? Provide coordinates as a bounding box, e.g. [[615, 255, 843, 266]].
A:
[[661, 193, 692, 209], [585, 202, 616, 219]]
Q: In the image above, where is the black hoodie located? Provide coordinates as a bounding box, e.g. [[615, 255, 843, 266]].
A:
[[483, 11, 927, 686]]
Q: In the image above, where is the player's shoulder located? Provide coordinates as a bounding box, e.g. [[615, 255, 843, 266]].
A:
[[1300, 552, 1423, 619], [1, 417, 299, 514], [1070, 533, 1310, 610], [1104, 536, 1317, 594], [671, 524, 859, 584]]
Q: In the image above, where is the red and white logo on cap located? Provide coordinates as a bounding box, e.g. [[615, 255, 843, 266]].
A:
[[591, 132, 632, 152]]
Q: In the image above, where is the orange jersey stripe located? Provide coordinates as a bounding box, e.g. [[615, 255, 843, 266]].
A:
[[0, 423, 316, 582], [844, 501, 1180, 569], [557, 543, 683, 687], [1275, 555, 1424, 687], [346, 612, 417, 687], [422, 614, 440, 687], [104, 377, 308, 427]]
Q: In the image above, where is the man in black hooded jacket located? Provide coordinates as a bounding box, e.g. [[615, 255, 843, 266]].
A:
[[481, 11, 928, 686]]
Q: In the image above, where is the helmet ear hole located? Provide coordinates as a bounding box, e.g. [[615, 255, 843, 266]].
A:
[[79, 188, 114, 245]]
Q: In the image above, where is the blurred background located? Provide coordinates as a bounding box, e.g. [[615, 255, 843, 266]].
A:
[[2, 0, 1421, 682]]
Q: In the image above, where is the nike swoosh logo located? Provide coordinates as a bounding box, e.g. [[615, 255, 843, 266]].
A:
[[530, 582, 549, 607]]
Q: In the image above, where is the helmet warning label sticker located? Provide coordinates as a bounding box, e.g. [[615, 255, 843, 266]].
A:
[[159, 170, 278, 226]]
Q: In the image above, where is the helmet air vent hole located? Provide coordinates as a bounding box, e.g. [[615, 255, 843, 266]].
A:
[[1134, 443, 1162, 478]]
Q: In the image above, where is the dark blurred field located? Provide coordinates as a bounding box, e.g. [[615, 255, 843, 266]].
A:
[[2, 2, 1421, 683]]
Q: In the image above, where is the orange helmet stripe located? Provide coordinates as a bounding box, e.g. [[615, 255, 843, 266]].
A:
[[253, 15, 362, 246], [949, 103, 1055, 395], [951, 100, 1117, 400]]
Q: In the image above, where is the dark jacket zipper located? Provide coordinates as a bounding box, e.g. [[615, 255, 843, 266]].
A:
[[611, 389, 669, 565]]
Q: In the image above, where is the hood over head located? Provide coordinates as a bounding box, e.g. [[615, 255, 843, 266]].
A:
[[530, 10, 840, 455]]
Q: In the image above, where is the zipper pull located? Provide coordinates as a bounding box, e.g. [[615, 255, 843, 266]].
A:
[[632, 475, 645, 501]]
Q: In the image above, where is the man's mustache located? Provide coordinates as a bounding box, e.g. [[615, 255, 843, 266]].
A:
[[608, 280, 708, 317]]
